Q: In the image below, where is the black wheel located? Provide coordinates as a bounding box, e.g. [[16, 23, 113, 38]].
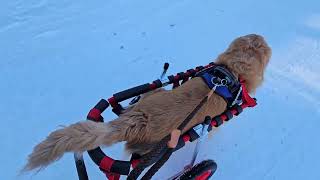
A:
[[179, 160, 217, 180]]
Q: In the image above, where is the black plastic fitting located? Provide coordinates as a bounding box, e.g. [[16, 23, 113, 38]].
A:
[[168, 75, 175, 83], [153, 79, 163, 88], [94, 99, 109, 113], [113, 83, 151, 102], [163, 62, 170, 70], [187, 129, 200, 142], [224, 110, 233, 121], [177, 72, 185, 80], [234, 104, 243, 115], [112, 104, 124, 116], [187, 69, 197, 77], [111, 160, 131, 175], [196, 66, 204, 70], [204, 116, 212, 125]]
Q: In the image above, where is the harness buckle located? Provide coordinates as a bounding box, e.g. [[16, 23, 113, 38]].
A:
[[211, 77, 228, 91]]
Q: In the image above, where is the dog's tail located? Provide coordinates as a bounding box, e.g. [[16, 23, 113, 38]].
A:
[[23, 120, 126, 172]]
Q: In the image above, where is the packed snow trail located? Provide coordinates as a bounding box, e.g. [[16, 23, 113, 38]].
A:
[[1, 0, 320, 180]]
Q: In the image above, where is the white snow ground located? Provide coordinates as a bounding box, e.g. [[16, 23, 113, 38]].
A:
[[1, 0, 320, 180]]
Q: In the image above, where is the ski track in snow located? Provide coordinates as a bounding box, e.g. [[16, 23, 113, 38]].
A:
[[268, 36, 320, 113], [1, 0, 320, 180]]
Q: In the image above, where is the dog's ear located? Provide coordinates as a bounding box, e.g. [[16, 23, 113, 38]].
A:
[[244, 34, 272, 67]]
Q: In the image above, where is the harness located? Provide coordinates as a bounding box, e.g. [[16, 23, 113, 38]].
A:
[[196, 65, 242, 107], [74, 62, 257, 180]]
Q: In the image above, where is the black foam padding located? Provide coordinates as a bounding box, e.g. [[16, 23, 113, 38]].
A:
[[234, 104, 243, 115], [213, 116, 223, 127], [112, 104, 124, 116], [113, 83, 151, 102], [207, 125, 213, 132], [153, 79, 163, 88], [75, 158, 89, 180], [111, 160, 131, 175], [88, 148, 106, 166], [204, 116, 211, 125], [187, 129, 200, 142], [196, 66, 204, 70], [164, 62, 170, 70], [177, 72, 185, 80], [224, 110, 233, 121], [168, 75, 175, 83], [94, 99, 109, 112], [187, 69, 197, 77]]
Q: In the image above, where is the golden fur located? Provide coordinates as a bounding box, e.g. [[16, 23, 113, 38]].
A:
[[23, 34, 271, 172]]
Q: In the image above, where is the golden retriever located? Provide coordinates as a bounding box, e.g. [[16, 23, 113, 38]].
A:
[[23, 34, 271, 172]]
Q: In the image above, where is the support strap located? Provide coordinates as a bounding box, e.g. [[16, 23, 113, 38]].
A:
[[240, 78, 257, 107]]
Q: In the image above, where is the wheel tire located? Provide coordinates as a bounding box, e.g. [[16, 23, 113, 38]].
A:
[[179, 159, 217, 180]]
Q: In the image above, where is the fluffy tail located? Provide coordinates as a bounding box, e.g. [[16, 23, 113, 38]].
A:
[[23, 120, 125, 172]]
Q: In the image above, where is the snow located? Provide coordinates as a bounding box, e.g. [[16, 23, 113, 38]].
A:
[[305, 14, 320, 30], [1, 0, 320, 179]]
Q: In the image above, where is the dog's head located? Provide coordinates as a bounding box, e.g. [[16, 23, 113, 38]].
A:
[[216, 34, 271, 93]]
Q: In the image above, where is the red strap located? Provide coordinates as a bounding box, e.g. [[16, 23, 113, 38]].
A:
[[88, 108, 102, 121], [100, 156, 115, 172], [240, 79, 257, 107], [220, 114, 227, 121], [182, 134, 190, 142], [106, 172, 120, 180], [149, 83, 157, 90], [210, 120, 217, 127], [230, 109, 238, 115], [108, 97, 118, 108]]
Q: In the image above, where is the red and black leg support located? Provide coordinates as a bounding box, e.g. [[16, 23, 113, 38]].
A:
[[80, 62, 256, 180], [87, 99, 109, 122]]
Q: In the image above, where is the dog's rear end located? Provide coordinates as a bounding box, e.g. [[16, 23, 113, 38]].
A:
[[23, 78, 214, 172]]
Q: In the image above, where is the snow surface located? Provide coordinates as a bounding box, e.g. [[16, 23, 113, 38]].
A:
[[1, 0, 320, 179]]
